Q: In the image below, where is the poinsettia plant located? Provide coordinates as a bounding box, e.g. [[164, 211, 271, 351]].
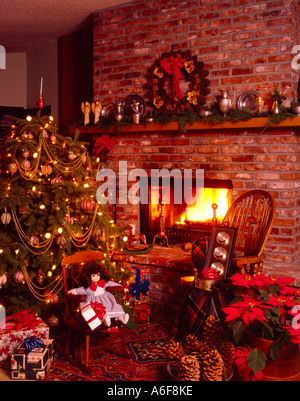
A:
[[222, 273, 300, 377]]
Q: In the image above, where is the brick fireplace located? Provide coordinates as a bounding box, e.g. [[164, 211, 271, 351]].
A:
[[103, 120, 300, 271], [87, 0, 300, 314], [80, 120, 300, 315]]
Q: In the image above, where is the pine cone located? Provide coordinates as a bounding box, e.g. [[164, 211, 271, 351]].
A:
[[183, 333, 201, 354], [196, 340, 215, 368], [178, 355, 200, 381], [219, 341, 235, 379], [202, 315, 223, 349], [201, 348, 223, 381], [167, 339, 185, 361]]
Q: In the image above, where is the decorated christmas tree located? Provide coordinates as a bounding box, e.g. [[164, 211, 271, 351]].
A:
[[0, 113, 130, 319]]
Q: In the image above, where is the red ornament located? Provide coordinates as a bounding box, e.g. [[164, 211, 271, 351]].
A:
[[0, 273, 7, 288], [14, 270, 25, 283], [51, 175, 62, 184], [22, 131, 33, 140], [36, 95, 44, 114], [81, 199, 94, 211], [1, 209, 11, 225], [29, 234, 39, 246], [68, 151, 75, 160], [21, 158, 31, 170], [64, 214, 74, 225], [41, 163, 52, 176], [8, 162, 17, 175], [56, 234, 67, 249], [42, 129, 48, 138], [35, 268, 46, 285], [50, 133, 56, 144]]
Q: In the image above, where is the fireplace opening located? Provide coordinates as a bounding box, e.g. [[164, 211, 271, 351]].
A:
[[140, 178, 233, 244]]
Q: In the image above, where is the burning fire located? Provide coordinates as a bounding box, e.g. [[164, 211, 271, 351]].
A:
[[177, 188, 230, 224]]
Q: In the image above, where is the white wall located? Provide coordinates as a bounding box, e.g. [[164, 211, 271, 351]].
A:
[[0, 53, 27, 107], [27, 40, 58, 120], [0, 40, 58, 122]]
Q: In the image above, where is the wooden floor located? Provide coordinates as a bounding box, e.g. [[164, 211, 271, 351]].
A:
[[0, 367, 12, 381]]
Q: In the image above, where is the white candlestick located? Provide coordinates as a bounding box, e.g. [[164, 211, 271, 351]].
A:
[[40, 77, 43, 97]]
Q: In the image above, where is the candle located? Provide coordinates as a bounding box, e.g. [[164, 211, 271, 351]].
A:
[[258, 96, 263, 113], [40, 77, 43, 97]]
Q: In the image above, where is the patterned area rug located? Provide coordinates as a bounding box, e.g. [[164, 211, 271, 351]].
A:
[[44, 319, 172, 381]]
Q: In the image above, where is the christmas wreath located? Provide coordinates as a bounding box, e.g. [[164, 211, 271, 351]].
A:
[[144, 50, 210, 116]]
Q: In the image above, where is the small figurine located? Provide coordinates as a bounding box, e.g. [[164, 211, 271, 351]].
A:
[[91, 100, 102, 124], [81, 102, 91, 125], [125, 224, 147, 247], [68, 262, 129, 327]]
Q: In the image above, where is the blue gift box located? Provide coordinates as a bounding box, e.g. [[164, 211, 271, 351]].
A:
[[11, 337, 54, 380]]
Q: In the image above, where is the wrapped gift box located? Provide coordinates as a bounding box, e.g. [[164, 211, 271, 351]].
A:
[[130, 300, 155, 324], [0, 316, 49, 362], [11, 338, 54, 380], [128, 266, 150, 302], [80, 302, 103, 331]]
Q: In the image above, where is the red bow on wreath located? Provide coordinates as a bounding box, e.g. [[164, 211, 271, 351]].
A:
[[93, 134, 115, 155], [160, 54, 185, 99]]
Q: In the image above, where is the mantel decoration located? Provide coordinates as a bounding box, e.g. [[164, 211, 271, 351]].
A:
[[144, 50, 210, 116], [268, 83, 287, 115]]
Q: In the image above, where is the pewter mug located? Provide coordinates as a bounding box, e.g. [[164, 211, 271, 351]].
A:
[[218, 90, 236, 116], [131, 100, 145, 124], [115, 101, 125, 122]]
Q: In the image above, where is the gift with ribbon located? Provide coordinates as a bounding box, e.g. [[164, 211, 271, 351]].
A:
[[6, 309, 39, 330], [11, 338, 54, 380], [91, 301, 106, 320], [0, 314, 49, 362], [129, 300, 155, 324], [80, 301, 106, 330], [159, 54, 185, 99], [129, 266, 150, 300], [24, 336, 44, 352]]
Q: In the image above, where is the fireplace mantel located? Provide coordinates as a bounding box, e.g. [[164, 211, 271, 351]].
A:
[[71, 116, 300, 135]]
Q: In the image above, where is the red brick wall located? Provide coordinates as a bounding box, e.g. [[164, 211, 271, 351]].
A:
[[93, 0, 300, 107]]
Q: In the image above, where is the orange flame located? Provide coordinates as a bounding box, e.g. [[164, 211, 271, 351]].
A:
[[178, 188, 230, 224]]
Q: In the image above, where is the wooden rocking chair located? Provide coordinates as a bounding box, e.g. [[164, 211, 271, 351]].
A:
[[221, 190, 276, 276], [55, 250, 131, 372]]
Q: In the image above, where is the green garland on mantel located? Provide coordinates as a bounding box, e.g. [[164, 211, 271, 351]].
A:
[[73, 107, 297, 134]]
